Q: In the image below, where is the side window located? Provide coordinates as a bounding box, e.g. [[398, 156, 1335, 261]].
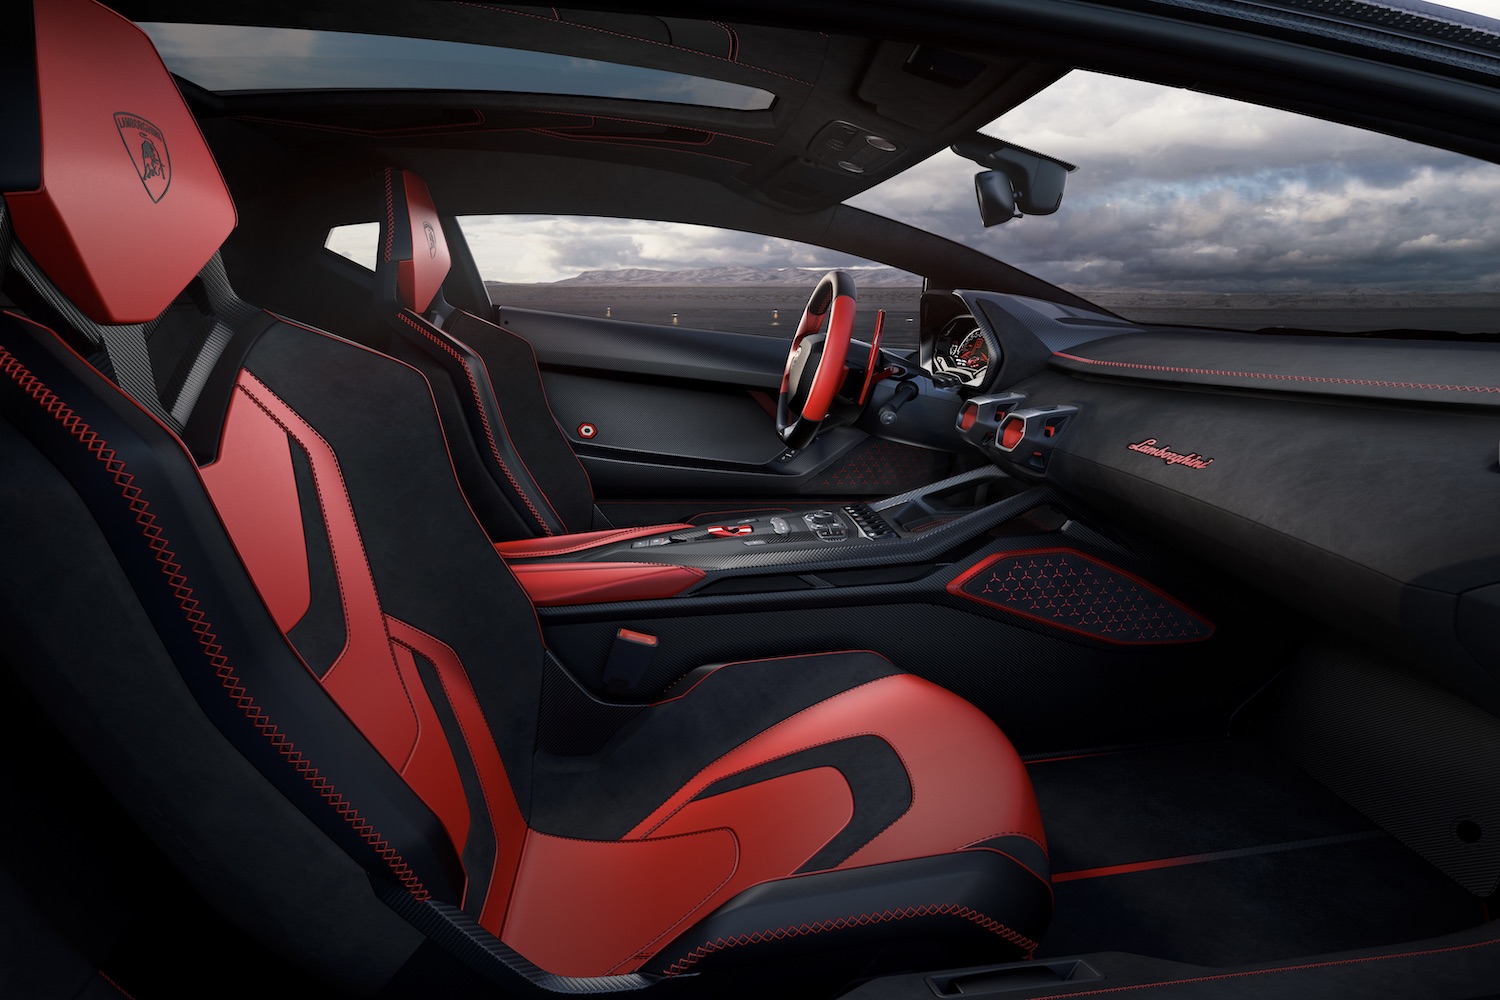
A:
[[324, 222, 381, 272], [455, 215, 920, 346]]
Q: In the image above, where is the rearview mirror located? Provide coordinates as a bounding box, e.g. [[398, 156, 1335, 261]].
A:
[[975, 170, 1017, 226], [953, 135, 1075, 227]]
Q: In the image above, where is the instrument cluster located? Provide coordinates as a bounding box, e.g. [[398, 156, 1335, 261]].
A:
[[925, 314, 997, 390]]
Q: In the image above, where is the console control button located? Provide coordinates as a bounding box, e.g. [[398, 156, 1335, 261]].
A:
[[804, 509, 848, 541]]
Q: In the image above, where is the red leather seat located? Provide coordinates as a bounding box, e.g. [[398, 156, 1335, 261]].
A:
[[0, 0, 1050, 989]]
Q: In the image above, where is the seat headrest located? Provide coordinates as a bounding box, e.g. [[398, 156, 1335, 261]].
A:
[[380, 168, 452, 315], [3, 0, 236, 325]]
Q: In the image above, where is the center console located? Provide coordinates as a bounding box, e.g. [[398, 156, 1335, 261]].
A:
[[496, 467, 1054, 607]]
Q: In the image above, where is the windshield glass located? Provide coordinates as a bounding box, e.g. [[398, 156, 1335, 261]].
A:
[[849, 70, 1500, 334], [137, 23, 775, 110]]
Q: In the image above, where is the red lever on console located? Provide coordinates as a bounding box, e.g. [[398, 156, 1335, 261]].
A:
[[707, 525, 754, 538]]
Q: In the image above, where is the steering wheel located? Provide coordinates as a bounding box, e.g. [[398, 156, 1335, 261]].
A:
[[777, 270, 856, 449]]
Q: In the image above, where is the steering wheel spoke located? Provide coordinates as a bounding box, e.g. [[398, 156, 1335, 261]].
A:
[[776, 270, 857, 449]]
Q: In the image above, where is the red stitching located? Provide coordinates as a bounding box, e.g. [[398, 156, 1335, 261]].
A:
[[525, 128, 753, 165], [663, 903, 1038, 975], [382, 168, 396, 263], [451, 2, 814, 86], [0, 344, 430, 900], [98, 971, 137, 1000], [1026, 933, 1500, 999], [396, 311, 558, 534], [639, 676, 895, 838], [236, 110, 488, 137], [1054, 351, 1500, 396], [710, 21, 740, 61], [543, 112, 773, 145], [961, 830, 1050, 856]]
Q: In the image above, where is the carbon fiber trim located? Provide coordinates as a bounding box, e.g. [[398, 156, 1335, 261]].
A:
[[376, 884, 661, 995], [537, 525, 1161, 634], [619, 477, 1064, 585], [1141, 0, 1500, 72], [6, 219, 177, 428], [169, 253, 263, 422]]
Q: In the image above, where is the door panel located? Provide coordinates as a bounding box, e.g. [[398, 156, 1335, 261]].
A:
[[492, 305, 964, 505]]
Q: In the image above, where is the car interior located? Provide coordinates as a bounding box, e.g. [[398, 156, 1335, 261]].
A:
[[3, 1, 1500, 999]]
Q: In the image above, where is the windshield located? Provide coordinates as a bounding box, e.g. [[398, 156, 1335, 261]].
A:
[[849, 70, 1500, 334]]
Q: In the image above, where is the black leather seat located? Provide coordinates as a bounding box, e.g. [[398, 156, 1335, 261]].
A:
[[0, 0, 1051, 991]]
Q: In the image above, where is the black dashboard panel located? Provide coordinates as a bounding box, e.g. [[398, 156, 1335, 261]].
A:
[[919, 290, 1141, 394], [990, 330, 1500, 714]]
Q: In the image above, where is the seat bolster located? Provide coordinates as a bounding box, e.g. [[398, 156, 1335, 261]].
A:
[[645, 850, 1053, 977]]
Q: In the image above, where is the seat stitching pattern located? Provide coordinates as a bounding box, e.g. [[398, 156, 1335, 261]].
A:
[[961, 830, 1050, 857], [0, 341, 430, 899], [662, 903, 1040, 975]]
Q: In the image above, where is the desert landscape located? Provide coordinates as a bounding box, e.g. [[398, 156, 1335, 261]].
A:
[[486, 268, 1500, 348]]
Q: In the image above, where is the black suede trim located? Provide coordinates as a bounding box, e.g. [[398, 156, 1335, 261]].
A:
[[242, 323, 545, 817], [445, 308, 596, 533], [695, 734, 912, 874], [380, 335, 538, 543], [0, 315, 464, 902], [529, 651, 900, 839], [536, 653, 644, 758], [405, 645, 498, 921], [285, 444, 346, 678]]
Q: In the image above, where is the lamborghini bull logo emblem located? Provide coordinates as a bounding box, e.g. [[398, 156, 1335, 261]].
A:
[[423, 221, 438, 258], [114, 112, 172, 203]]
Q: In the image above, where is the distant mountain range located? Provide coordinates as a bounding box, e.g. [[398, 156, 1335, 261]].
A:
[[490, 266, 921, 286]]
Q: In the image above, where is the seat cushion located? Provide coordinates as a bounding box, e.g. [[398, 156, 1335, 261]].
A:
[[515, 650, 1050, 976]]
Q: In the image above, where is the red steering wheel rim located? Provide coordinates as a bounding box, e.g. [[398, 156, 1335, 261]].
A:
[[776, 270, 856, 449]]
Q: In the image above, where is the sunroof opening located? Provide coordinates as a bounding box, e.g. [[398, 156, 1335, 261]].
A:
[[137, 23, 776, 111]]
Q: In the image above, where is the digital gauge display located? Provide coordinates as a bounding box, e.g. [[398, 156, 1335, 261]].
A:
[[930, 317, 993, 388]]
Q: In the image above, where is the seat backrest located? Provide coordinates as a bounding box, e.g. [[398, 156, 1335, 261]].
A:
[[374, 168, 602, 538], [0, 0, 558, 974]]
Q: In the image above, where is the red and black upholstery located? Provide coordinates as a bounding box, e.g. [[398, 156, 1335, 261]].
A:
[[0, 0, 1050, 990]]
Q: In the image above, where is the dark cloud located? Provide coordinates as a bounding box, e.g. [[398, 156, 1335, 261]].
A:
[[455, 70, 1500, 295], [849, 72, 1500, 293]]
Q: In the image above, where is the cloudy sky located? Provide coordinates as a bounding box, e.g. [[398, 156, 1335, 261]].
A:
[[317, 0, 1500, 295]]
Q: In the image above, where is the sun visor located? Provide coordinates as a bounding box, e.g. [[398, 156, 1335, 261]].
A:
[[3, 0, 236, 325], [383, 169, 452, 315]]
